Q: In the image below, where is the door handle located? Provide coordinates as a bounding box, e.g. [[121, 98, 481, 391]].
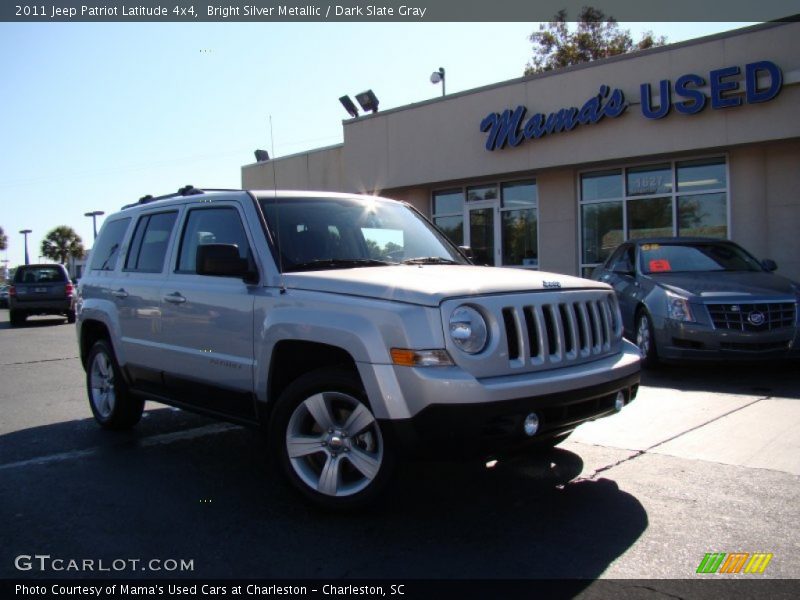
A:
[[164, 292, 187, 304], [111, 288, 129, 299]]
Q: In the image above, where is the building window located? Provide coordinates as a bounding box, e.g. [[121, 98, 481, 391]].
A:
[[501, 180, 538, 267], [432, 179, 538, 268], [579, 157, 728, 278], [432, 189, 464, 246]]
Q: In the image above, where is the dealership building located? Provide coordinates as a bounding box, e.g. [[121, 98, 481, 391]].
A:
[[242, 21, 800, 281]]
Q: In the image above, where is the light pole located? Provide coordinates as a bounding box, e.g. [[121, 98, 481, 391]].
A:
[[84, 210, 105, 240], [430, 67, 446, 97], [19, 229, 32, 265]]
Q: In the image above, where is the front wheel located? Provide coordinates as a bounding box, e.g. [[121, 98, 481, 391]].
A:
[[635, 310, 659, 368], [86, 340, 144, 430], [269, 368, 395, 510], [9, 310, 25, 327]]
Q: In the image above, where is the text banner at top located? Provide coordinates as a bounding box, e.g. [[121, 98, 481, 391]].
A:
[[4, 0, 800, 22]]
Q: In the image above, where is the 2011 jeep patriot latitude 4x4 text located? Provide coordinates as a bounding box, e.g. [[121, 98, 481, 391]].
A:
[[77, 187, 640, 508]]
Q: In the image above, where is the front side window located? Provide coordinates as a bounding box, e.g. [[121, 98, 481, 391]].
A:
[[124, 212, 178, 273], [90, 218, 130, 271], [177, 207, 250, 273]]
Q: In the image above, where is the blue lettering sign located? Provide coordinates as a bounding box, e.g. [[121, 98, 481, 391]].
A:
[[640, 80, 671, 119], [674, 74, 707, 115], [710, 66, 742, 109], [482, 60, 782, 150], [480, 85, 627, 152], [746, 61, 782, 104]]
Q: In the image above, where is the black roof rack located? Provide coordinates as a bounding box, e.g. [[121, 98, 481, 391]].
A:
[[121, 185, 205, 210]]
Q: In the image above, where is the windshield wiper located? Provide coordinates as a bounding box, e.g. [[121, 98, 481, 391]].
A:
[[288, 258, 392, 272], [402, 256, 458, 265]]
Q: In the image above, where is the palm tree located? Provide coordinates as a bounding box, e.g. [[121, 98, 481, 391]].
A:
[[40, 226, 85, 264], [0, 226, 8, 252]]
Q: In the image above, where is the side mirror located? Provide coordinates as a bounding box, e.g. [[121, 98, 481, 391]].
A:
[[458, 245, 474, 260], [761, 259, 778, 272], [612, 260, 635, 276], [196, 244, 254, 280]]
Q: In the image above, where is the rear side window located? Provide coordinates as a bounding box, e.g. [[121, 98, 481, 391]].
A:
[[89, 218, 131, 271], [15, 266, 67, 283], [124, 212, 178, 273]]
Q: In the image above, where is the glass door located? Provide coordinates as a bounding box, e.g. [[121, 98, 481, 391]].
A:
[[468, 203, 498, 266]]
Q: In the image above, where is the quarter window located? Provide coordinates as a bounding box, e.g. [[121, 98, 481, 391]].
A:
[[89, 218, 130, 271]]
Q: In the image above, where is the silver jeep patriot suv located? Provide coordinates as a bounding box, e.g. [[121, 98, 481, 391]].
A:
[[77, 187, 640, 508]]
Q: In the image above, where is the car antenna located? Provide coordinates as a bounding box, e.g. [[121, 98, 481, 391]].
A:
[[270, 115, 286, 294]]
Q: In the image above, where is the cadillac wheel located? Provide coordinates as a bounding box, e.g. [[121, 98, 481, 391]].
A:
[[635, 310, 658, 368], [270, 368, 394, 509]]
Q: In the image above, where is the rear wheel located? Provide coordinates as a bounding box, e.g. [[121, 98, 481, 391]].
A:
[[66, 310, 76, 324], [635, 309, 659, 368], [269, 368, 395, 510], [86, 340, 144, 430]]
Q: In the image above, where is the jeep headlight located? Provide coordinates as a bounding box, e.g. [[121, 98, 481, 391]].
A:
[[449, 305, 488, 354], [665, 291, 694, 322]]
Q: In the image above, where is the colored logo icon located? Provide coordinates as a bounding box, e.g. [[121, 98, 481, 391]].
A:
[[696, 553, 773, 574]]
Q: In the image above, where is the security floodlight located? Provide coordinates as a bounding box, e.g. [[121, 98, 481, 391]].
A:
[[254, 149, 270, 162], [339, 95, 360, 118], [355, 90, 379, 114], [431, 67, 445, 96]]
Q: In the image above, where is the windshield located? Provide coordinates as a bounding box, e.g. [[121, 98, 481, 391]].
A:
[[258, 195, 469, 272], [640, 242, 763, 274]]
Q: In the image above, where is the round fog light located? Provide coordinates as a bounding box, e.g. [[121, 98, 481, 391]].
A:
[[523, 413, 539, 437], [614, 391, 625, 411]]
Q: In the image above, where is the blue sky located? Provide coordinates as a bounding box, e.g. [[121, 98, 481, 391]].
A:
[[0, 21, 755, 268]]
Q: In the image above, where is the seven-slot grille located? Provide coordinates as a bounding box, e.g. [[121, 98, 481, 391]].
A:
[[706, 302, 796, 332], [501, 295, 621, 368]]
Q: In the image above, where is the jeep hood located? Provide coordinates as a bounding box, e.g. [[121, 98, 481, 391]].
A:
[[281, 265, 606, 306]]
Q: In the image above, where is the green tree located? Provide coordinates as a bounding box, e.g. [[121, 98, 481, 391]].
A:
[[525, 7, 666, 75], [0, 226, 7, 252], [40, 226, 85, 265]]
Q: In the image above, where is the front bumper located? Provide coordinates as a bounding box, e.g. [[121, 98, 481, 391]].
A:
[[655, 319, 800, 362], [366, 342, 641, 459]]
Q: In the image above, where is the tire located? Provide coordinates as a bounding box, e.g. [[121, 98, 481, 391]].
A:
[[86, 340, 144, 430], [635, 309, 659, 368], [66, 310, 76, 324], [269, 368, 395, 510], [9, 310, 26, 327]]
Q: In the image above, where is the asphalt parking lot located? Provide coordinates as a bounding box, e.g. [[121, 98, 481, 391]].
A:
[[1, 311, 799, 586]]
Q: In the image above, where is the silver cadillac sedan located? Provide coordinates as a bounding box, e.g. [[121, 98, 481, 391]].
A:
[[592, 237, 800, 366]]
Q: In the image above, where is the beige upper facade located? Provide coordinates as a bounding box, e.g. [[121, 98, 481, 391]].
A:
[[242, 22, 800, 280]]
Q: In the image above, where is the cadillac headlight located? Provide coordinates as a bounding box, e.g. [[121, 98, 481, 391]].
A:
[[665, 291, 694, 322], [449, 305, 488, 354]]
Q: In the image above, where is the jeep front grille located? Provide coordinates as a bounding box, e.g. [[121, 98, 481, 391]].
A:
[[501, 295, 620, 367], [707, 302, 796, 332]]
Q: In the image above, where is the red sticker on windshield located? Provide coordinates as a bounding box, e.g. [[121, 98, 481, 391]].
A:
[[649, 259, 671, 272]]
